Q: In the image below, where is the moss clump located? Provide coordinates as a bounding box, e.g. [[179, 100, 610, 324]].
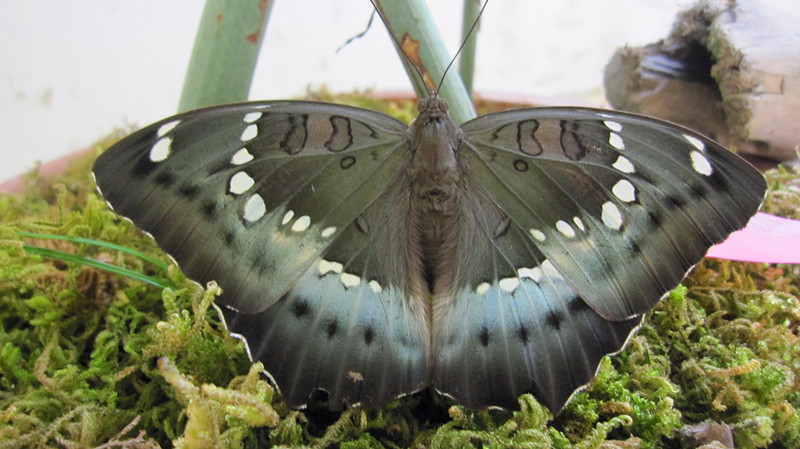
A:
[[1, 93, 799, 448]]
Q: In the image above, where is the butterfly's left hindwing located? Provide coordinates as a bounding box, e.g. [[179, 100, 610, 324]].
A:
[[94, 101, 407, 314]]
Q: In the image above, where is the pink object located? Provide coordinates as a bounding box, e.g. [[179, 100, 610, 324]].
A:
[[706, 212, 800, 264], [0, 148, 91, 195]]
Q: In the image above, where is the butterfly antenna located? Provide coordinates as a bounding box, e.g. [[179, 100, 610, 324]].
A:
[[437, 0, 489, 93], [369, 0, 428, 92], [336, 10, 376, 53]]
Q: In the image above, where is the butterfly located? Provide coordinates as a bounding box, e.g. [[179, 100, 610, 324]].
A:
[[93, 92, 766, 414]]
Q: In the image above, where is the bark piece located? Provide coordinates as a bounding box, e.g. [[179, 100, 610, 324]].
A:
[[605, 0, 800, 161]]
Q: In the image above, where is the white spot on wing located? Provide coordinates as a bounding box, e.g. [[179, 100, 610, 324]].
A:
[[340, 272, 361, 288], [230, 148, 254, 165], [476, 282, 490, 294], [157, 120, 180, 137], [519, 267, 543, 283], [540, 259, 563, 279], [573, 216, 586, 231], [321, 226, 337, 238], [518, 267, 534, 278], [149, 137, 172, 162], [318, 259, 343, 275], [684, 134, 706, 152], [499, 277, 520, 292], [240, 124, 258, 142], [604, 120, 622, 132], [556, 220, 576, 238], [368, 280, 382, 293], [601, 201, 623, 230], [609, 132, 625, 150], [529, 228, 546, 242], [612, 179, 636, 202], [243, 112, 262, 123], [690, 151, 713, 176], [281, 210, 294, 225], [612, 155, 635, 173], [243, 194, 266, 223], [229, 171, 255, 195], [291, 215, 311, 232]]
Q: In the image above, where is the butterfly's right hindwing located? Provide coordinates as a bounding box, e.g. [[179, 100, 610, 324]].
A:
[[93, 101, 407, 315]]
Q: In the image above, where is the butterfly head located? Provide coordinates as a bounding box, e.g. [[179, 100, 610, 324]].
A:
[[411, 93, 459, 144], [417, 92, 449, 117]]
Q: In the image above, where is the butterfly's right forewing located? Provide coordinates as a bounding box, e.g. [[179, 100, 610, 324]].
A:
[[94, 102, 408, 314]]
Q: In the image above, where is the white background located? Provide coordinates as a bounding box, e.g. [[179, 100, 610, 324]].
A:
[[1, 0, 797, 183]]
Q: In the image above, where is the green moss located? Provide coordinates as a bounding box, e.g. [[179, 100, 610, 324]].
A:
[[1, 93, 799, 448]]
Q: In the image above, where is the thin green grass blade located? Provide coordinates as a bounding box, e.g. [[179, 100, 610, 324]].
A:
[[22, 245, 171, 289], [16, 231, 169, 270]]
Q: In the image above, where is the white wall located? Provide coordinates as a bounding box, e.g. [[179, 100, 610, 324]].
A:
[[1, 0, 797, 183]]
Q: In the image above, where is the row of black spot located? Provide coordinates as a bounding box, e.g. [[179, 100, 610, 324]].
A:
[[291, 298, 376, 345]]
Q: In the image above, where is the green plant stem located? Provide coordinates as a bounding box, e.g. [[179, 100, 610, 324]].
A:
[[458, 0, 481, 97], [373, 0, 476, 124], [178, 0, 274, 112]]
